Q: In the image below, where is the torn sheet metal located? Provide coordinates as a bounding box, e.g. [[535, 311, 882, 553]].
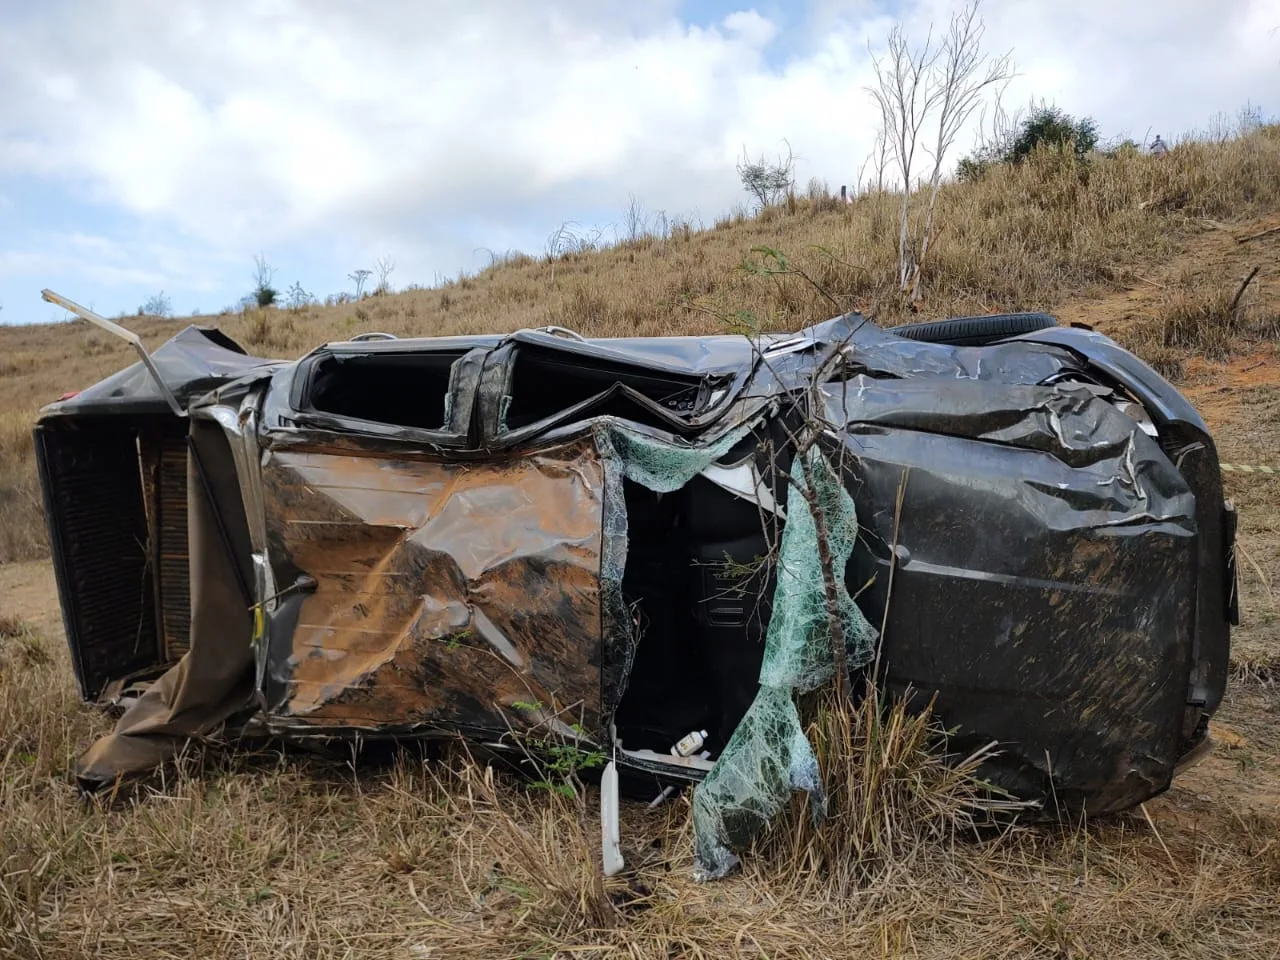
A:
[[258, 437, 607, 738], [74, 419, 256, 787], [48, 325, 282, 416]]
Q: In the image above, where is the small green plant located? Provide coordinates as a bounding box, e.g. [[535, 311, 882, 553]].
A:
[[443, 628, 472, 652], [251, 254, 279, 308], [509, 701, 606, 797], [701, 551, 771, 600], [527, 739, 607, 798]]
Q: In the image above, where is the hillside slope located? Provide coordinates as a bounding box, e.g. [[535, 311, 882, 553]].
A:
[[2, 128, 1279, 563], [1, 129, 1279, 959]]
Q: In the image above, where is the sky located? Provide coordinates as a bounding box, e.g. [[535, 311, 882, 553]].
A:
[[0, 0, 1277, 325]]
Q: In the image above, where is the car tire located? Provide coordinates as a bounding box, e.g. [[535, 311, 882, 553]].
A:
[[893, 312, 1058, 347]]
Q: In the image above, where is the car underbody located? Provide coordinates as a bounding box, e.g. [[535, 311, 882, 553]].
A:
[[35, 308, 1236, 876]]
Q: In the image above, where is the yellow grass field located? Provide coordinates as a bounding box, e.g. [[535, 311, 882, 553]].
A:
[[1, 131, 1279, 958]]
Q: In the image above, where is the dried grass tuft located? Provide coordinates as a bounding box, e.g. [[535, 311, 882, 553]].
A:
[[0, 618, 1278, 957], [756, 686, 1022, 898]]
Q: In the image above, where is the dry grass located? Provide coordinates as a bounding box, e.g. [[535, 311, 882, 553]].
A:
[[2, 633, 1278, 959], [2, 126, 1279, 562], [756, 688, 1016, 899], [1140, 266, 1280, 359], [0, 613, 32, 639]]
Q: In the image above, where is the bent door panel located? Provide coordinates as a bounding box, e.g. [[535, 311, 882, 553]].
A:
[[844, 425, 1197, 812], [259, 437, 605, 737]]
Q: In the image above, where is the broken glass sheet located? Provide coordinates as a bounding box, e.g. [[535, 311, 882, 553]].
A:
[[692, 445, 877, 880]]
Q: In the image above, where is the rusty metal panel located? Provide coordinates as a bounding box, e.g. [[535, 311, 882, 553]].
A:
[[260, 437, 606, 738]]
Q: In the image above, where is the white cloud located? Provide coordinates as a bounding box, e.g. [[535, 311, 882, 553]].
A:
[[0, 228, 233, 295], [0, 0, 1276, 310], [0, 248, 167, 289]]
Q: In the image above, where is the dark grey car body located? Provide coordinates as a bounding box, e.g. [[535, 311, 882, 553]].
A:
[[35, 313, 1235, 821]]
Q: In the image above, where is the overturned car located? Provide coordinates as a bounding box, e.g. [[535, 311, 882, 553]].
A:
[[35, 301, 1235, 875]]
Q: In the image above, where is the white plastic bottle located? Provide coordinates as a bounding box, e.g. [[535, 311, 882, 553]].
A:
[[673, 729, 708, 758]]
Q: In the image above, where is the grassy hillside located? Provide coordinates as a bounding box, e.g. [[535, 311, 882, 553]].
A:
[[1, 127, 1279, 565], [1, 127, 1279, 958]]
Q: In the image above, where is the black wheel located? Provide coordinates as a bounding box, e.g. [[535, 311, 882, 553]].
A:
[[893, 312, 1058, 346]]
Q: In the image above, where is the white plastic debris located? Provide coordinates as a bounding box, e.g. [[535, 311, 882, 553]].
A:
[[648, 729, 712, 809], [600, 760, 624, 877]]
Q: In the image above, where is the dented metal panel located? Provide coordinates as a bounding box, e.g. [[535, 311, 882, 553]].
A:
[[258, 438, 607, 738], [822, 375, 1200, 812]]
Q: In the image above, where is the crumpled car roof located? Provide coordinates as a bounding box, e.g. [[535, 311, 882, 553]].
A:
[[44, 325, 283, 417]]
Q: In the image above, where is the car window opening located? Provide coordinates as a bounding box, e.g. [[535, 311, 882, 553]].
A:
[[307, 351, 465, 430], [502, 347, 712, 431]]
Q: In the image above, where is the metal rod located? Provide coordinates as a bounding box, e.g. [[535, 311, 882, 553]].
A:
[[41, 289, 186, 418]]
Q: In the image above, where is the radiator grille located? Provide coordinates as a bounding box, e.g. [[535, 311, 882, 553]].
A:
[[156, 436, 191, 661], [37, 423, 160, 701]]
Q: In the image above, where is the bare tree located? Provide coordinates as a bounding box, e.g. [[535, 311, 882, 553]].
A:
[[141, 291, 173, 317], [285, 281, 315, 310], [348, 269, 373, 299], [623, 193, 649, 243], [856, 125, 892, 195], [869, 25, 936, 292], [653, 209, 670, 255], [545, 221, 583, 284], [969, 88, 1023, 164], [868, 0, 1013, 300], [374, 256, 396, 295], [873, 127, 890, 193], [736, 141, 796, 211]]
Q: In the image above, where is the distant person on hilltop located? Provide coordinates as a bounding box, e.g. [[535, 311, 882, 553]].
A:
[[1149, 134, 1169, 156]]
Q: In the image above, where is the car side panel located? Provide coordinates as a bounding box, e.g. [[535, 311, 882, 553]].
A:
[[256, 436, 607, 739]]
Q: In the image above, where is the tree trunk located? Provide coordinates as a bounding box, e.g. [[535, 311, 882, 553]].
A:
[[910, 172, 945, 301], [896, 189, 913, 292]]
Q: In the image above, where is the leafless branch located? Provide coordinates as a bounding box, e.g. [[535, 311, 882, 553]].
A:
[[374, 256, 396, 294], [867, 0, 1013, 300], [1236, 225, 1280, 245], [1229, 266, 1260, 316]]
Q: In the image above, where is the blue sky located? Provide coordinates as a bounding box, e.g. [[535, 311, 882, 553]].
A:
[[1, 0, 1277, 325]]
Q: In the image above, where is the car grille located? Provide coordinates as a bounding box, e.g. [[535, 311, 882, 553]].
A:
[[155, 436, 191, 661], [36, 420, 161, 700]]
